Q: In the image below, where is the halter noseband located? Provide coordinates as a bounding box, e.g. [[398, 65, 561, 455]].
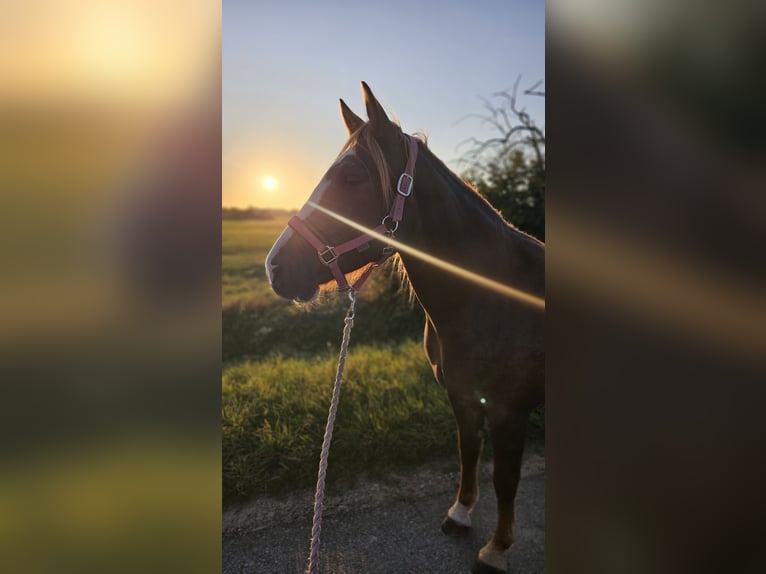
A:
[[288, 134, 418, 292]]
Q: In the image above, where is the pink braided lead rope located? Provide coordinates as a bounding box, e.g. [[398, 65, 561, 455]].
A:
[[306, 290, 357, 574]]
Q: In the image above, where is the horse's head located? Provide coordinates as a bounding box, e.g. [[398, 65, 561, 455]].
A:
[[265, 82, 413, 302]]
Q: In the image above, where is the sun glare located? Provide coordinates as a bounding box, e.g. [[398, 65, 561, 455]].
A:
[[262, 176, 278, 190]]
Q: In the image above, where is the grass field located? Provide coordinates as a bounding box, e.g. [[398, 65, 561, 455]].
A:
[[222, 218, 289, 307], [223, 341, 455, 498], [221, 214, 542, 504]]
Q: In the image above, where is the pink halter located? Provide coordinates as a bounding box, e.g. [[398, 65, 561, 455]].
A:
[[288, 134, 418, 292]]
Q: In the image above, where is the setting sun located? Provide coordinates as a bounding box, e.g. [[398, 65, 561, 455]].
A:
[[261, 176, 278, 190]]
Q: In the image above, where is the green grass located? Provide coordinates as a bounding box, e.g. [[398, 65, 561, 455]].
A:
[[222, 340, 456, 501]]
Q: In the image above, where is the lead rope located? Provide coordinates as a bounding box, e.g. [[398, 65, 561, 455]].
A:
[[306, 289, 357, 574]]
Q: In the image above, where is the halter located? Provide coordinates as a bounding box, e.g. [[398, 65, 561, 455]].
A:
[[288, 134, 418, 292]]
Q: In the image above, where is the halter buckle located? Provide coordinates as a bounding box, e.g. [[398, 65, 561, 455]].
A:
[[318, 246, 338, 265], [396, 173, 413, 197], [382, 215, 399, 234]]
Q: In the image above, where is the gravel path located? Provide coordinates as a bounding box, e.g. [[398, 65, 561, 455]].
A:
[[223, 440, 544, 573]]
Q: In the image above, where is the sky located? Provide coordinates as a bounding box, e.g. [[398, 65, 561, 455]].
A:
[[223, 0, 544, 209]]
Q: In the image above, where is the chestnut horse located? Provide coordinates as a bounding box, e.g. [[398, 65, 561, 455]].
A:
[[265, 82, 544, 573]]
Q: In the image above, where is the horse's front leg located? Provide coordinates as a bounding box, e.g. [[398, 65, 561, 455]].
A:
[[473, 409, 529, 573], [441, 396, 485, 536]]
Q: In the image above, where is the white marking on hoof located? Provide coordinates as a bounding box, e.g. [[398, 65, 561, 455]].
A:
[[447, 501, 473, 528], [478, 541, 508, 571]]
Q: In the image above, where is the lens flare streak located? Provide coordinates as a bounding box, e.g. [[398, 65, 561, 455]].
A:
[[306, 201, 546, 310]]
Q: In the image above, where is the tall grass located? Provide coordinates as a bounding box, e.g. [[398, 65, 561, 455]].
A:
[[222, 340, 456, 502], [222, 273, 424, 362]]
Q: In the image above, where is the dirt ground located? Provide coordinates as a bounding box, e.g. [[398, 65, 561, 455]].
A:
[[223, 440, 545, 574]]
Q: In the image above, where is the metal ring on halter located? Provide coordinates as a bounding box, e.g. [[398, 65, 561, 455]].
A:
[[381, 215, 399, 234]]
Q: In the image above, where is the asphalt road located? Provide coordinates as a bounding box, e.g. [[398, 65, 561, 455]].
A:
[[223, 440, 544, 574]]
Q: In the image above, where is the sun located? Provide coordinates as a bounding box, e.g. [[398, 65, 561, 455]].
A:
[[261, 176, 278, 190]]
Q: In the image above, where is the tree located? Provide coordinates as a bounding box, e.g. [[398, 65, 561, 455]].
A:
[[459, 78, 545, 241]]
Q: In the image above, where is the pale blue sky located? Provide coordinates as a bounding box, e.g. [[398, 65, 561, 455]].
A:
[[223, 0, 544, 208]]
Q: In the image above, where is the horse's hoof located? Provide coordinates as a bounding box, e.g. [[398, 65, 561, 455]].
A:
[[440, 516, 471, 537], [471, 560, 506, 574]]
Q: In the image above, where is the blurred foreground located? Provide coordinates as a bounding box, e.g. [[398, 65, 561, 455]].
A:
[[1, 2, 220, 572], [547, 2, 765, 573]]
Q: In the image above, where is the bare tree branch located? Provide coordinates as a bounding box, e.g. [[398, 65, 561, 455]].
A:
[[456, 76, 545, 239], [456, 76, 545, 173], [523, 79, 546, 97]]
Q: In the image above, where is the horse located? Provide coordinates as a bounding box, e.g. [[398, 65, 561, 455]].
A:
[[265, 82, 544, 574]]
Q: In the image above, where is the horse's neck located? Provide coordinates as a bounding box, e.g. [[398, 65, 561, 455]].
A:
[[398, 155, 509, 323]]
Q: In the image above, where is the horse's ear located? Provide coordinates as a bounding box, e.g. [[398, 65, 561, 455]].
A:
[[339, 99, 364, 136], [361, 81, 397, 140]]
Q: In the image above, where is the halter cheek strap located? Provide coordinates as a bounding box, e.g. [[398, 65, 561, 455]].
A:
[[288, 134, 418, 292]]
